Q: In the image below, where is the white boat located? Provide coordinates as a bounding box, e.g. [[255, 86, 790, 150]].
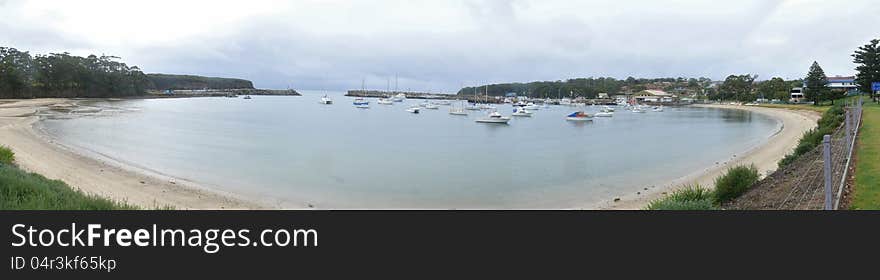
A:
[[476, 111, 511, 124], [406, 106, 420, 114], [465, 103, 481, 110], [594, 110, 613, 117], [603, 106, 615, 112], [559, 98, 573, 106], [353, 98, 370, 108], [479, 104, 497, 110], [424, 103, 440, 109], [449, 108, 468, 115], [632, 106, 646, 113], [391, 93, 406, 102], [378, 98, 394, 105], [566, 111, 593, 121], [512, 107, 533, 117], [523, 103, 540, 110], [434, 100, 451, 106], [652, 106, 664, 112], [320, 95, 333, 104]]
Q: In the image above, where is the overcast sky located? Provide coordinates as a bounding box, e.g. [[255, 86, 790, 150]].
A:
[[1, 0, 878, 92]]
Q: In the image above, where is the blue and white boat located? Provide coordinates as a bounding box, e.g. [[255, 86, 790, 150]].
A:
[[353, 98, 370, 108]]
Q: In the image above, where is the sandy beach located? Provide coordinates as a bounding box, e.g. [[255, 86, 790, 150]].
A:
[[0, 99, 264, 209], [600, 104, 821, 210], [1, 99, 820, 210]]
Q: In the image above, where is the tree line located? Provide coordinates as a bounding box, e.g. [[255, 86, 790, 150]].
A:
[[458, 77, 716, 99], [0, 47, 150, 98], [147, 74, 254, 90]]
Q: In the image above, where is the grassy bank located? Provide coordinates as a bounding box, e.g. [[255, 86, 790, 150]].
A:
[[850, 101, 880, 209], [646, 165, 759, 210], [0, 146, 136, 210], [778, 104, 845, 167]]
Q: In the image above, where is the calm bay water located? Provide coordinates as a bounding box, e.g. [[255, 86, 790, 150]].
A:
[[40, 91, 780, 209]]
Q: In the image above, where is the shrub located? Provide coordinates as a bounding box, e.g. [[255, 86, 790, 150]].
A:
[[713, 165, 760, 204], [646, 184, 717, 210], [779, 104, 845, 167], [0, 145, 13, 165]]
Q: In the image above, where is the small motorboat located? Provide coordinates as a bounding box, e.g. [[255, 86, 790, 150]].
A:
[[603, 106, 615, 112], [449, 108, 468, 115], [479, 104, 497, 110], [424, 103, 440, 109], [653, 106, 664, 112], [406, 107, 420, 114], [465, 104, 482, 111], [353, 98, 370, 108], [476, 111, 511, 124], [632, 106, 646, 113], [512, 107, 533, 117], [594, 110, 613, 117], [391, 93, 406, 102], [565, 111, 593, 121], [320, 95, 333, 104], [434, 100, 451, 106], [523, 103, 540, 110], [243, 95, 252, 99], [378, 98, 394, 105]]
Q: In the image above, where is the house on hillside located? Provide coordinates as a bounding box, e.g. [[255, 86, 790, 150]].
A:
[[634, 90, 676, 103], [826, 76, 859, 94], [790, 87, 806, 103]]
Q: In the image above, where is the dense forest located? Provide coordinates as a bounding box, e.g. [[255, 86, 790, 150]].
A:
[[146, 74, 254, 90], [458, 77, 715, 98], [0, 47, 150, 98], [0, 47, 256, 98]]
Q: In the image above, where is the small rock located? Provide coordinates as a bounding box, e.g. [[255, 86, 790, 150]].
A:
[[139, 181, 145, 184], [637, 192, 641, 195], [308, 204, 315, 208], [613, 198, 621, 202], [644, 188, 648, 191]]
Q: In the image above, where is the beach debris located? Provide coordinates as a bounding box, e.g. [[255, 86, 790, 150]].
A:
[[613, 198, 621, 202], [637, 192, 641, 195], [139, 180, 145, 184], [308, 204, 315, 208], [169, 178, 176, 185]]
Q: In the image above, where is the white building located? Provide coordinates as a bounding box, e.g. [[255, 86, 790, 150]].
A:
[[634, 90, 675, 103]]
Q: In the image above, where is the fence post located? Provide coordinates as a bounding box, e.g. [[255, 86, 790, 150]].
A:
[[845, 109, 852, 150], [823, 135, 833, 210]]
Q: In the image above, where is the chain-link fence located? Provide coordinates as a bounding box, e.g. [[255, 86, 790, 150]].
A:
[[730, 96, 864, 210]]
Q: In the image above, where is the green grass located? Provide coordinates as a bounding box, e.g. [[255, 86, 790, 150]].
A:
[[645, 184, 718, 210], [851, 101, 880, 209], [0, 146, 136, 210], [713, 165, 760, 204], [0, 145, 13, 165], [778, 104, 845, 167]]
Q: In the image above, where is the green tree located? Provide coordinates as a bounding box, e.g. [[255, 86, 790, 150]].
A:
[[719, 74, 756, 102], [756, 77, 790, 101], [853, 39, 880, 102], [804, 61, 828, 106]]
